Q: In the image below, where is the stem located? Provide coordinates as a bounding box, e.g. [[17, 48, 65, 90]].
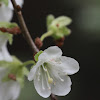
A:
[[40, 31, 53, 41], [10, 0, 39, 53], [22, 60, 35, 67], [50, 94, 57, 100]]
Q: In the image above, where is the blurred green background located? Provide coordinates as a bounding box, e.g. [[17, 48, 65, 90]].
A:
[[9, 0, 100, 100]]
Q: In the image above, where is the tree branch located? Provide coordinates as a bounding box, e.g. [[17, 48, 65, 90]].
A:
[[10, 0, 57, 100], [10, 0, 39, 53]]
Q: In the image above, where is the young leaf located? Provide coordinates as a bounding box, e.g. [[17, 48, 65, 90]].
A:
[[47, 14, 55, 29], [51, 16, 72, 28]]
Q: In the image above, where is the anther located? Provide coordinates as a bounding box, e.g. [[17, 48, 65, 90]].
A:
[[48, 78, 53, 84]]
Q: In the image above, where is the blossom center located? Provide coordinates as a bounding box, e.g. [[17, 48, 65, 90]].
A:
[[42, 63, 54, 84]]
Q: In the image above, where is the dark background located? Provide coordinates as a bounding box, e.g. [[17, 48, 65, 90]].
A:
[[8, 0, 100, 100]]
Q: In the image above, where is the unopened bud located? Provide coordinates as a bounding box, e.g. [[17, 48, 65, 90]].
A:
[[55, 37, 65, 47], [35, 37, 43, 49], [0, 27, 21, 35]]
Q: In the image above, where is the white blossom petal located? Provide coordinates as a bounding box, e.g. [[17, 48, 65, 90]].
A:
[[8, 0, 24, 10], [0, 35, 12, 62], [0, 4, 13, 22], [39, 46, 62, 61], [60, 56, 79, 75], [1, 43, 12, 62], [34, 67, 51, 98], [28, 61, 43, 81], [0, 81, 20, 100], [0, 42, 12, 62], [51, 76, 72, 96]]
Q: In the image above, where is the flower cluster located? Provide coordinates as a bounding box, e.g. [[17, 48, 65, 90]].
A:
[[0, 0, 25, 100], [0, 0, 80, 100]]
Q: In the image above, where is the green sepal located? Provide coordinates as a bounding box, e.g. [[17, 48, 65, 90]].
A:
[[0, 22, 18, 28], [35, 50, 43, 62]]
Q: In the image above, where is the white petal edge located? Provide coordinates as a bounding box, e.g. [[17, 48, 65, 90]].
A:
[[51, 76, 72, 96], [0, 4, 13, 22], [1, 43, 13, 62], [28, 61, 43, 81], [60, 56, 80, 75], [0, 81, 20, 100], [39, 46, 62, 61]]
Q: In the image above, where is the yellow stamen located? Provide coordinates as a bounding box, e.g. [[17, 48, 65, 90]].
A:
[[48, 78, 53, 84]]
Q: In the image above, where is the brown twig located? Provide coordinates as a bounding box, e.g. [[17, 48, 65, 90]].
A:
[[10, 0, 57, 100], [11, 0, 39, 53], [50, 94, 57, 100]]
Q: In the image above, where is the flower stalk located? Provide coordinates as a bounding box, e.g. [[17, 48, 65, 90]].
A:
[[10, 0, 39, 53], [22, 60, 35, 67], [40, 31, 53, 41]]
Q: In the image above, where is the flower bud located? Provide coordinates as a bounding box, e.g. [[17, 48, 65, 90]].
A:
[[35, 37, 43, 49]]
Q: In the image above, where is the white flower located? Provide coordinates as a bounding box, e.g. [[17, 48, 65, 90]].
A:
[[8, 0, 24, 10], [28, 46, 79, 98], [0, 0, 24, 21], [0, 67, 21, 100], [0, 34, 12, 62], [0, 4, 13, 22], [0, 34, 21, 100]]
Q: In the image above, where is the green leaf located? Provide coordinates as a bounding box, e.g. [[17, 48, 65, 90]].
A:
[[0, 22, 18, 28], [59, 27, 71, 36], [34, 50, 43, 62], [47, 14, 55, 29], [51, 16, 72, 28], [52, 27, 71, 39], [0, 0, 9, 6]]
